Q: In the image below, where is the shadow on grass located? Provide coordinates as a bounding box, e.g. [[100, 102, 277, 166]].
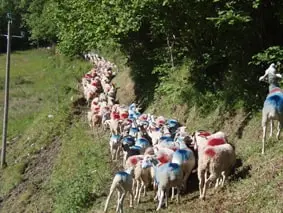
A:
[[231, 158, 252, 181]]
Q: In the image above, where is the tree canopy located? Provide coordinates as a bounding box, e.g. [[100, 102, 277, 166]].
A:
[[2, 0, 283, 110]]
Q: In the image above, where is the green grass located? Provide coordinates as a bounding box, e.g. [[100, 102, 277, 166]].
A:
[[50, 121, 112, 213], [0, 49, 111, 213]]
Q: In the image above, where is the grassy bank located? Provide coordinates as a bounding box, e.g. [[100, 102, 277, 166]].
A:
[[0, 49, 112, 213]]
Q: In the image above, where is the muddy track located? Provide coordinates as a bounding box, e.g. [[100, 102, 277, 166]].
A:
[[0, 136, 61, 212]]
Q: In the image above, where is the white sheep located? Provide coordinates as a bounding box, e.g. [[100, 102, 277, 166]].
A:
[[109, 134, 122, 160], [104, 168, 134, 213], [133, 157, 154, 204], [171, 148, 196, 192], [198, 143, 236, 200]]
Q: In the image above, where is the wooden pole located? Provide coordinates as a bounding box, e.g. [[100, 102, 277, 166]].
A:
[[1, 19, 11, 169]]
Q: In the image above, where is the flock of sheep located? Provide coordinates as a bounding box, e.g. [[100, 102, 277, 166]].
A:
[[81, 53, 237, 212]]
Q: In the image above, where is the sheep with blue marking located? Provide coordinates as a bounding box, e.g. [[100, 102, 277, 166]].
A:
[[144, 156, 183, 211], [109, 134, 122, 161], [259, 63, 283, 154], [104, 168, 134, 213], [171, 147, 196, 192]]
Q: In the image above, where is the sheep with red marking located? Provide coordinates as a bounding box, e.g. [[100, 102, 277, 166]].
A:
[[192, 131, 235, 198], [198, 143, 236, 200]]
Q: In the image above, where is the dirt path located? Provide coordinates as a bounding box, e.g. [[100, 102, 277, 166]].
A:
[[0, 136, 61, 213]]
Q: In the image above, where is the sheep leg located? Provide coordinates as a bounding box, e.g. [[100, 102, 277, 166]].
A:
[[116, 190, 121, 213], [134, 180, 140, 201], [123, 152, 127, 168], [137, 181, 144, 204], [104, 186, 115, 213], [110, 145, 114, 160], [156, 188, 164, 211], [270, 120, 273, 138], [221, 171, 226, 187], [176, 186, 181, 203], [154, 190, 158, 201], [143, 181, 146, 197], [215, 178, 220, 188], [202, 175, 216, 200], [198, 169, 205, 199], [114, 147, 118, 161], [171, 187, 175, 200], [183, 171, 191, 192], [165, 188, 169, 208], [262, 124, 267, 155], [276, 121, 282, 140], [129, 189, 134, 208], [132, 179, 136, 197], [262, 115, 268, 154], [118, 192, 126, 213], [116, 146, 121, 160]]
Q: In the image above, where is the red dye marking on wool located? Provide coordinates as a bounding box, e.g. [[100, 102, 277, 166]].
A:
[[198, 132, 211, 137], [205, 148, 216, 157], [207, 138, 225, 146], [170, 147, 178, 152], [158, 120, 165, 124], [270, 88, 282, 94], [120, 113, 129, 119], [157, 155, 169, 164], [112, 113, 120, 120], [129, 157, 138, 165]]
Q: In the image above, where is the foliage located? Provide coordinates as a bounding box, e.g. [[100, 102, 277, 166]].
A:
[[250, 46, 283, 66], [2, 0, 283, 109]]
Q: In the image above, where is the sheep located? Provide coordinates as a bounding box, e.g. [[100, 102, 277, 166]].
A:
[[148, 126, 162, 145], [198, 143, 236, 200], [193, 130, 229, 193], [87, 111, 101, 129], [109, 134, 122, 160], [261, 91, 283, 154], [104, 168, 134, 213], [133, 157, 154, 204], [150, 159, 183, 211], [107, 118, 121, 135], [259, 65, 283, 154], [171, 148, 196, 192]]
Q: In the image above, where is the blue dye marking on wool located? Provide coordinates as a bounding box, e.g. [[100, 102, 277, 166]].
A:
[[122, 136, 135, 145], [160, 136, 173, 142], [116, 171, 128, 177], [130, 145, 141, 150], [136, 138, 148, 144], [175, 149, 190, 161], [111, 134, 120, 140], [168, 163, 181, 175], [130, 127, 139, 133], [167, 119, 179, 128], [264, 93, 283, 114]]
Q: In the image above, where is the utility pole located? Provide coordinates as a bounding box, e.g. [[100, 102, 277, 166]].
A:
[[1, 13, 24, 169], [1, 14, 12, 169]]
